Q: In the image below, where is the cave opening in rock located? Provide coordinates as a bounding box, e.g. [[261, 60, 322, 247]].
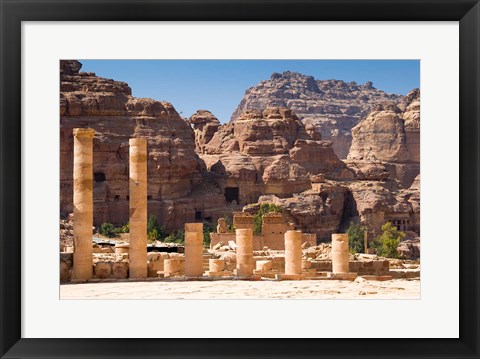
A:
[[195, 211, 202, 220], [225, 187, 239, 203], [94, 172, 106, 182]]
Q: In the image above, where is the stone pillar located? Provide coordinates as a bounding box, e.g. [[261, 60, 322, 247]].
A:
[[284, 230, 302, 275], [332, 233, 349, 273], [72, 128, 95, 281], [129, 138, 147, 279], [236, 228, 254, 276], [209, 259, 225, 272], [185, 223, 204, 277]]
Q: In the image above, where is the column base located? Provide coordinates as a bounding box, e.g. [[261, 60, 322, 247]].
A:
[[327, 272, 358, 281]]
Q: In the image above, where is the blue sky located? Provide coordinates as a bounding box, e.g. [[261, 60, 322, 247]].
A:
[[80, 60, 420, 123]]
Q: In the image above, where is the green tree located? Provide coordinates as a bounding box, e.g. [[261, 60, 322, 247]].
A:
[[146, 215, 165, 242], [203, 223, 213, 247], [99, 222, 117, 238], [373, 222, 405, 258], [164, 230, 184, 244], [120, 222, 129, 233], [253, 203, 282, 235], [347, 222, 366, 254]]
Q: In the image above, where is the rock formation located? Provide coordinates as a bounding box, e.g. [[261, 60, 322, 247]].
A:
[[347, 89, 420, 187], [60, 60, 225, 230], [197, 107, 354, 218], [231, 71, 402, 158], [187, 110, 221, 153], [60, 60, 420, 244]]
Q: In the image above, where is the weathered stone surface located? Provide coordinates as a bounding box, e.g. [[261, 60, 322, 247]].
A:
[[60, 60, 225, 230], [188, 110, 221, 153], [347, 89, 420, 187], [397, 238, 420, 259], [254, 181, 349, 241], [94, 262, 112, 279], [60, 61, 420, 252], [112, 262, 128, 279], [231, 71, 402, 158]]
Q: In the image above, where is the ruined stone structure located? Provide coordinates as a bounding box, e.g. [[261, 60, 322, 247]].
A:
[[331, 234, 349, 274], [236, 228, 254, 276], [232, 212, 254, 231], [129, 138, 148, 279], [284, 230, 302, 275], [184, 223, 204, 277], [72, 128, 95, 280], [61, 60, 420, 261], [210, 213, 316, 250], [216, 218, 228, 233]]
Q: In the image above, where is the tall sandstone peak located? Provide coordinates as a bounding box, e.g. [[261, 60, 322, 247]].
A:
[[347, 89, 420, 187], [231, 71, 402, 158]]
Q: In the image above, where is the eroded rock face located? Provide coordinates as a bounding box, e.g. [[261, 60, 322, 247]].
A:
[[60, 60, 420, 242], [231, 71, 402, 158], [188, 110, 221, 153], [253, 181, 349, 241], [198, 107, 351, 208], [60, 60, 225, 230], [345, 175, 420, 238], [347, 89, 420, 187]]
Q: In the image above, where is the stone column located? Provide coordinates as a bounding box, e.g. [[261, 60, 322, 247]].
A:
[[332, 233, 349, 273], [185, 223, 204, 277], [72, 128, 95, 281], [129, 138, 147, 279], [236, 228, 254, 276], [284, 230, 302, 275]]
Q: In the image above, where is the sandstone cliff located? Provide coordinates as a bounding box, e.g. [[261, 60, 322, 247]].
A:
[[60, 60, 226, 230], [347, 89, 420, 187], [60, 60, 420, 243], [231, 71, 402, 158]]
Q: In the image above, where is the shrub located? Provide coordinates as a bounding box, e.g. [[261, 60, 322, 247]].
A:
[[146, 215, 165, 242], [224, 214, 235, 233], [164, 230, 184, 244], [203, 223, 213, 247], [347, 222, 366, 254], [99, 222, 117, 238], [373, 222, 406, 258], [120, 222, 129, 233], [253, 203, 282, 235], [147, 228, 159, 243]]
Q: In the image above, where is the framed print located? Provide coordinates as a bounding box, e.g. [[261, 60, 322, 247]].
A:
[[1, 0, 479, 358]]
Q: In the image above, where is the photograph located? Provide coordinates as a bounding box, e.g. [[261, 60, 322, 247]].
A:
[[59, 59, 421, 299]]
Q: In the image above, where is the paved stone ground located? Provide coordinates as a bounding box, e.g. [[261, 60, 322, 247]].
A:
[[60, 278, 420, 299]]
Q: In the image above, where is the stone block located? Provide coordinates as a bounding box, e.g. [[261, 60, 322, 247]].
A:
[[327, 272, 357, 281], [112, 262, 128, 279], [94, 262, 112, 279], [256, 260, 272, 271]]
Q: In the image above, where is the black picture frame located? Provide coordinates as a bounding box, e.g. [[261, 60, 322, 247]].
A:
[[1, 0, 479, 358]]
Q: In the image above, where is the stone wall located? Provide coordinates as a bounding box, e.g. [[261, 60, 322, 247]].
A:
[[209, 232, 316, 251]]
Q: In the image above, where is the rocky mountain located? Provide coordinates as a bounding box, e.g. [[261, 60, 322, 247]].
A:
[[60, 60, 420, 243], [346, 89, 420, 187], [231, 71, 402, 158]]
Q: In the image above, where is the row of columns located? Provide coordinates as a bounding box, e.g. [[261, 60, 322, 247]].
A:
[[72, 128, 148, 280], [72, 127, 351, 281], [231, 229, 349, 277]]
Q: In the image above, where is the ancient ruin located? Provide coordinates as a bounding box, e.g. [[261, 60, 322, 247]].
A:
[[60, 60, 420, 298], [72, 128, 95, 281], [129, 138, 148, 279]]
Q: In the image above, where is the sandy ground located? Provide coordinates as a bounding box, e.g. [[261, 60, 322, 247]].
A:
[[60, 277, 420, 299]]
